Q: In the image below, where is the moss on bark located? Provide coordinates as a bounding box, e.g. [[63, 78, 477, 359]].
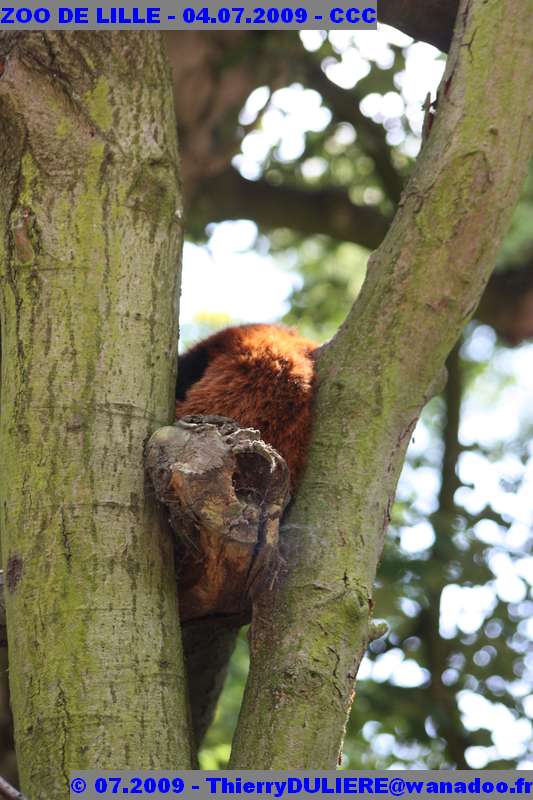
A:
[[230, 0, 533, 768], [0, 32, 192, 796]]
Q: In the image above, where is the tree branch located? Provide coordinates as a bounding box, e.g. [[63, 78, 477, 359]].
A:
[[190, 168, 391, 250], [379, 0, 460, 53], [172, 28, 530, 347], [477, 257, 533, 344], [0, 776, 27, 800], [192, 166, 533, 344], [423, 345, 473, 769], [229, 0, 533, 768], [164, 31, 294, 197]]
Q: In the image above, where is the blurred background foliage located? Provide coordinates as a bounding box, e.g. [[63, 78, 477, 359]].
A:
[[2, 25, 533, 781]]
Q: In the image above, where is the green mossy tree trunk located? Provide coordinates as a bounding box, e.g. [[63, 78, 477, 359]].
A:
[[230, 0, 533, 768], [0, 33, 192, 797]]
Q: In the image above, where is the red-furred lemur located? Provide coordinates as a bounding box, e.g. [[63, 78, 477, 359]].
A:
[[175, 324, 317, 488]]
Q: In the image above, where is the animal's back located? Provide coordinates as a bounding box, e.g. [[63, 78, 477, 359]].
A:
[[176, 324, 317, 485]]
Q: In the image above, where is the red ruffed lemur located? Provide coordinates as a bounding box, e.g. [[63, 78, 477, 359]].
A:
[[175, 324, 318, 488]]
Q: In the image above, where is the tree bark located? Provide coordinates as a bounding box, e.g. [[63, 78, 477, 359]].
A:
[[0, 32, 192, 797], [229, 0, 533, 768]]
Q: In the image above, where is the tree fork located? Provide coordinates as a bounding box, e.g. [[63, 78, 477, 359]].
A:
[[0, 32, 192, 796]]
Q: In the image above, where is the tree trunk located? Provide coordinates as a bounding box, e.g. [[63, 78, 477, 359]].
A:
[[0, 32, 192, 798], [230, 0, 533, 768]]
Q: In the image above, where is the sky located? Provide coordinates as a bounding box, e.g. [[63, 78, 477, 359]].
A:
[[179, 28, 533, 767]]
